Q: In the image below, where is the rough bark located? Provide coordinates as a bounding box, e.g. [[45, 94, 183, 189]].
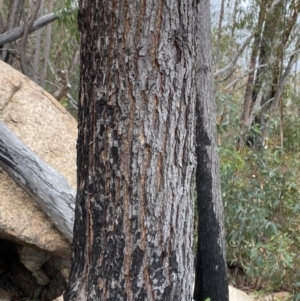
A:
[[0, 120, 75, 242], [194, 0, 229, 300], [65, 0, 196, 300]]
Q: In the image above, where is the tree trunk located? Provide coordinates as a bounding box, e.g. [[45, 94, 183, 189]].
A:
[[65, 0, 197, 300], [237, 0, 267, 150], [40, 0, 54, 88], [33, 0, 45, 83], [215, 0, 225, 71], [20, 0, 42, 76], [1, 0, 24, 61], [194, 1, 229, 301], [0, 120, 75, 242], [238, 0, 300, 150]]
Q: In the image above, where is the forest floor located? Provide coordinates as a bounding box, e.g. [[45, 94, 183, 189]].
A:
[[0, 259, 293, 301], [231, 285, 292, 301]]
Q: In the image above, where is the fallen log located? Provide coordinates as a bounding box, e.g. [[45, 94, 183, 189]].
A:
[[0, 120, 75, 242]]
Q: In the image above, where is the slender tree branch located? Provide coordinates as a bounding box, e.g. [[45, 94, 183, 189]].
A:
[[67, 93, 78, 110], [224, 64, 267, 90], [270, 53, 297, 112], [268, 0, 283, 13], [215, 0, 285, 81], [0, 6, 77, 46], [214, 32, 255, 78]]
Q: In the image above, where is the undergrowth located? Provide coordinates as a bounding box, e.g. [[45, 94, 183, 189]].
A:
[[220, 142, 300, 298]]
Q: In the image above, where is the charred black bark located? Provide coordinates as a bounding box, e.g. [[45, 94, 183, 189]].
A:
[[193, 1, 229, 300], [65, 1, 196, 300]]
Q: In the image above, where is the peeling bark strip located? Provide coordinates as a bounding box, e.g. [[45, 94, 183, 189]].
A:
[[194, 1, 229, 301], [65, 0, 196, 300]]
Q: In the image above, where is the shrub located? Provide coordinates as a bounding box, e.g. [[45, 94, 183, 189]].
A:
[[220, 145, 300, 292]]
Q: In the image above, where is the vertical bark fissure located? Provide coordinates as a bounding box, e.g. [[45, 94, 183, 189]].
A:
[[151, 0, 163, 61], [86, 46, 96, 295], [123, 80, 135, 301], [124, 2, 149, 299], [140, 143, 153, 300], [123, 0, 129, 49], [136, 0, 146, 41]]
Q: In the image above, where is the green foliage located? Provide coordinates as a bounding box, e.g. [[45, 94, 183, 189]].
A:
[[46, 0, 80, 111], [215, 90, 240, 144], [211, 0, 300, 297], [220, 144, 300, 291], [56, 0, 79, 41]]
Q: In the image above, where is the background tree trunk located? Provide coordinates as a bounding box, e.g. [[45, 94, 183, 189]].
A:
[[33, 0, 45, 83], [40, 0, 54, 88], [215, 0, 225, 71], [1, 0, 24, 61], [20, 0, 42, 76], [65, 0, 197, 300], [237, 1, 267, 150], [194, 0, 229, 300]]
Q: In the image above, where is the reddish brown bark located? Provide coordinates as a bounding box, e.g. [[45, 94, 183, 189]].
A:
[[65, 1, 197, 300]]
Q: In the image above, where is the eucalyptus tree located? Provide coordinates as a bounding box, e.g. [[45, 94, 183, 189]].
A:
[[238, 0, 300, 149], [212, 0, 300, 149], [64, 0, 228, 300], [213, 0, 300, 293]]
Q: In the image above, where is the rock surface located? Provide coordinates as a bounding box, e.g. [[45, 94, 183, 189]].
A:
[[229, 285, 254, 301], [0, 288, 11, 301], [18, 245, 51, 286], [0, 61, 77, 300], [0, 60, 77, 256]]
